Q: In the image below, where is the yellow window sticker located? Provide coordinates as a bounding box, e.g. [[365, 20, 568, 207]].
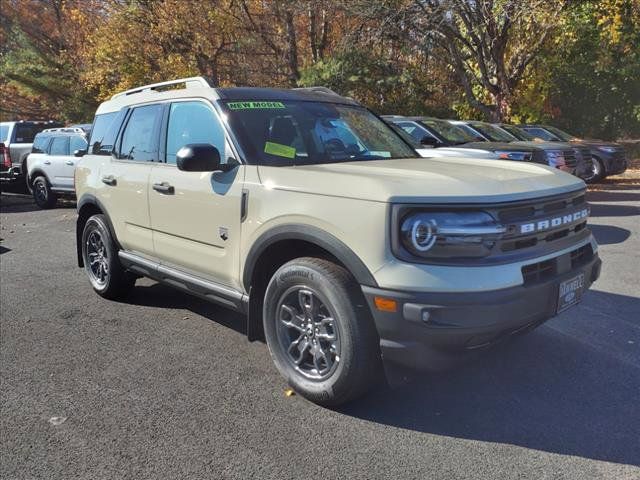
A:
[[264, 142, 296, 158], [227, 101, 285, 110]]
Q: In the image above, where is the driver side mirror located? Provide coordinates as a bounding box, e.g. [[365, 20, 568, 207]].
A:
[[177, 144, 222, 172], [73, 149, 86, 157], [420, 136, 439, 147]]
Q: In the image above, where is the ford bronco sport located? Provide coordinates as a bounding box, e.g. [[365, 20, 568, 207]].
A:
[[75, 77, 601, 406]]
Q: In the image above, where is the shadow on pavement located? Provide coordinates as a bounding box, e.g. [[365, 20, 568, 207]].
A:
[[339, 289, 640, 467], [122, 282, 246, 336], [589, 224, 631, 245], [588, 202, 639, 217], [0, 194, 76, 213], [587, 190, 640, 203]]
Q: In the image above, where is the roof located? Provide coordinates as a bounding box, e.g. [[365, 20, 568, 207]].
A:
[[96, 77, 359, 115]]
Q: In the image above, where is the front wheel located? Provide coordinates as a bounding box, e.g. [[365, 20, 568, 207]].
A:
[[81, 214, 135, 299], [32, 176, 57, 209], [585, 157, 605, 183], [263, 257, 380, 406]]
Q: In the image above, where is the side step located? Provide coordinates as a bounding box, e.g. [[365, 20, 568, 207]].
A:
[[118, 251, 248, 313]]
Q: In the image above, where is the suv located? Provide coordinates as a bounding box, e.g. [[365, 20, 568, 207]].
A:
[[494, 123, 592, 181], [518, 124, 627, 182], [75, 78, 601, 406], [0, 120, 63, 188], [26, 127, 88, 208], [450, 120, 587, 178]]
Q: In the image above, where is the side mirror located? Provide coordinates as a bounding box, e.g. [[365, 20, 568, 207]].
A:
[[176, 144, 221, 172], [73, 149, 86, 157], [420, 136, 439, 147]]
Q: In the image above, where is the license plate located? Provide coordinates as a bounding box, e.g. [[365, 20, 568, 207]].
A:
[[557, 273, 585, 313]]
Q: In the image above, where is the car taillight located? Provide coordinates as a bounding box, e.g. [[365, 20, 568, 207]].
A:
[[0, 143, 11, 168]]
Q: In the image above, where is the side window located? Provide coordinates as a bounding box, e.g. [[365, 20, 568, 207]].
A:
[[118, 104, 162, 161], [32, 135, 51, 153], [166, 101, 226, 164], [70, 135, 88, 154], [49, 137, 69, 156]]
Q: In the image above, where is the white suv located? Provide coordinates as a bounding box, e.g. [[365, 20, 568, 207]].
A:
[[26, 128, 88, 208]]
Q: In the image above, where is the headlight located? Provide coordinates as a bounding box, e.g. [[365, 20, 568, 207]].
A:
[[545, 150, 566, 167], [597, 146, 617, 153], [493, 150, 531, 161], [399, 211, 506, 259]]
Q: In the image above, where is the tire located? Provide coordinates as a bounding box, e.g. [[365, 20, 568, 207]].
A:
[[263, 257, 380, 406], [585, 156, 605, 184], [32, 176, 57, 209], [81, 214, 135, 300]]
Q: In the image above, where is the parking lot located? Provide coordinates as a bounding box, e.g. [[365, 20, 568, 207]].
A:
[[1, 182, 639, 479]]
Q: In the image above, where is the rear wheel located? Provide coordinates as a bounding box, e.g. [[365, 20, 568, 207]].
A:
[[32, 176, 57, 209], [263, 257, 380, 406], [82, 214, 135, 299]]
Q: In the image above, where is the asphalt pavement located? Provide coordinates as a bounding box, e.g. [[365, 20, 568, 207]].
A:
[[1, 185, 639, 479]]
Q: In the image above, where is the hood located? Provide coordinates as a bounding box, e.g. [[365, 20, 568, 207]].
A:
[[510, 141, 574, 151], [416, 147, 498, 159], [258, 157, 584, 204], [459, 141, 543, 152]]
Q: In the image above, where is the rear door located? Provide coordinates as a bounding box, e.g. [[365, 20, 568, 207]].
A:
[[96, 104, 163, 257], [60, 135, 88, 190], [148, 99, 245, 289]]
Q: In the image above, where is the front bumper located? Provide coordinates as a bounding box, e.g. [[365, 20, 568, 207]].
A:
[[607, 157, 627, 175], [362, 250, 601, 371], [0, 165, 23, 182]]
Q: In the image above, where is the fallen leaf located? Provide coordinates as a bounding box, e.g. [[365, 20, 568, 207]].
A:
[[284, 388, 295, 397], [48, 416, 67, 426]]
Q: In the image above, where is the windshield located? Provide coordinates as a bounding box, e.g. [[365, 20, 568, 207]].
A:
[[418, 119, 477, 144], [499, 125, 534, 141], [223, 101, 416, 165], [470, 122, 517, 142], [544, 126, 575, 141]]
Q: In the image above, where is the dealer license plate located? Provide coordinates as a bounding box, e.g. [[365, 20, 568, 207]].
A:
[[557, 273, 585, 313]]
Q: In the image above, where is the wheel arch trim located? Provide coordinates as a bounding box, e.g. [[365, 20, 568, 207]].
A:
[[76, 194, 120, 267], [242, 223, 379, 291]]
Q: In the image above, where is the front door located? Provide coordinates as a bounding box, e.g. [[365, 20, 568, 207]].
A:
[[148, 99, 244, 290]]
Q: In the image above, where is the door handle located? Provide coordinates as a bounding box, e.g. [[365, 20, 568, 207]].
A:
[[152, 182, 175, 194], [101, 175, 117, 186], [44, 160, 51, 165], [65, 160, 74, 166]]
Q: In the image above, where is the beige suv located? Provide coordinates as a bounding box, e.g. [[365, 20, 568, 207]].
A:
[[75, 77, 601, 405]]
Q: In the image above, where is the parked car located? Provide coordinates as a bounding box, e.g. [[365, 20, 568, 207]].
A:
[[75, 77, 600, 406], [0, 120, 63, 188], [386, 116, 549, 165], [26, 127, 88, 208], [494, 123, 592, 181], [518, 124, 627, 182], [383, 116, 498, 159], [450, 120, 586, 178]]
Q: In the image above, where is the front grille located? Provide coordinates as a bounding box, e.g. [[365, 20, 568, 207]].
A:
[[522, 243, 594, 285], [495, 190, 589, 254], [562, 149, 577, 168]]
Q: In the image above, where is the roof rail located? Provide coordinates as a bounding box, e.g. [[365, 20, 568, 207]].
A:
[[42, 127, 86, 134], [111, 76, 212, 100], [293, 86, 341, 96]]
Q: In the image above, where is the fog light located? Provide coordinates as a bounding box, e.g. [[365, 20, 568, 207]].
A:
[[421, 311, 431, 323]]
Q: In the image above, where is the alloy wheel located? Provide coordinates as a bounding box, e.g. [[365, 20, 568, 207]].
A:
[[86, 230, 109, 286], [275, 287, 341, 380]]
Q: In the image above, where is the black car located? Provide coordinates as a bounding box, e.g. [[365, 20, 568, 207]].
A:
[[518, 124, 627, 182], [383, 116, 549, 165]]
